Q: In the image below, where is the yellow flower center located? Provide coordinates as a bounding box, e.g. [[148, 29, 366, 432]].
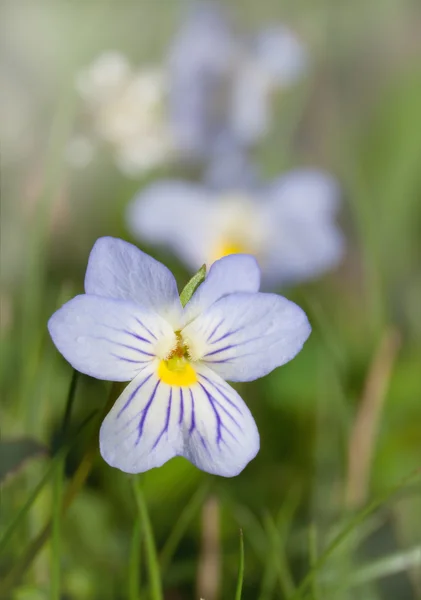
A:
[[211, 239, 248, 262], [158, 358, 197, 386], [157, 331, 197, 386]]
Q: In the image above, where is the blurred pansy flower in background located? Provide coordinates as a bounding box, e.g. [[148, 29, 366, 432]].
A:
[[169, 1, 308, 156], [127, 169, 345, 287], [73, 2, 307, 175], [48, 237, 311, 476]]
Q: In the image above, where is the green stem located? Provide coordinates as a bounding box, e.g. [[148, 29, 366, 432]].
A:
[[308, 524, 319, 600], [51, 369, 79, 600], [131, 477, 163, 600], [128, 518, 142, 600], [50, 460, 64, 600], [61, 370, 79, 436], [235, 529, 245, 600], [159, 483, 208, 574]]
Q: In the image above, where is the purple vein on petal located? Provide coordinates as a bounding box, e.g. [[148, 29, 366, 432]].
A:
[[204, 358, 233, 364], [134, 317, 158, 340], [199, 374, 243, 415], [93, 336, 155, 357], [117, 373, 153, 418], [179, 388, 184, 424], [211, 324, 247, 345], [207, 318, 225, 343], [199, 383, 225, 447], [189, 388, 196, 434], [110, 353, 151, 365], [123, 329, 151, 344], [204, 344, 236, 358], [199, 380, 242, 432], [205, 334, 266, 360], [136, 380, 160, 445], [101, 324, 152, 345], [152, 388, 172, 450]]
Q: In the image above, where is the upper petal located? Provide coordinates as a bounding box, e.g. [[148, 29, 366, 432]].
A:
[[48, 294, 176, 381], [261, 170, 345, 284], [168, 2, 235, 157], [252, 26, 308, 85], [266, 169, 340, 216], [99, 362, 259, 477], [183, 291, 311, 382], [184, 254, 261, 323], [84, 237, 182, 324], [127, 181, 214, 271]]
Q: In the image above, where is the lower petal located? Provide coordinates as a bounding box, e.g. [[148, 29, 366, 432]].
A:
[[99, 363, 259, 477], [184, 365, 260, 477]]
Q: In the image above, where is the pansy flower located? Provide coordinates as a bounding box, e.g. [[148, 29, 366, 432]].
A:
[[169, 2, 308, 155], [48, 237, 311, 476], [127, 169, 345, 288]]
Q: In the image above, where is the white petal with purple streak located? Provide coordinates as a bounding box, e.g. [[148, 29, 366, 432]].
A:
[[183, 291, 311, 382], [99, 363, 259, 477], [48, 294, 176, 381]]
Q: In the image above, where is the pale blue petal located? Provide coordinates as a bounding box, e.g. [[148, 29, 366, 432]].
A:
[[230, 64, 271, 144], [184, 254, 261, 323], [127, 181, 214, 271], [84, 237, 182, 324], [230, 26, 307, 143], [261, 170, 345, 284], [266, 169, 340, 215], [99, 363, 259, 477], [48, 295, 175, 381], [168, 2, 235, 157], [183, 291, 311, 382], [204, 135, 261, 190], [252, 25, 308, 85]]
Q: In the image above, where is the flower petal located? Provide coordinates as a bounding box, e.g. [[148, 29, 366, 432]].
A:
[[184, 254, 261, 323], [84, 237, 182, 324], [261, 170, 345, 284], [48, 295, 175, 381], [183, 291, 311, 382], [252, 26, 308, 85], [127, 181, 214, 271], [99, 363, 259, 477], [204, 135, 260, 190], [168, 2, 235, 157]]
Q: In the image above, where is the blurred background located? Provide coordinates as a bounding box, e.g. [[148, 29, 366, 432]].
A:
[[1, 0, 421, 599]]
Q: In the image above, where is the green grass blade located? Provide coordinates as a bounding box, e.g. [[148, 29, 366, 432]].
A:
[[235, 529, 245, 600], [262, 513, 296, 599], [60, 370, 79, 436], [50, 369, 79, 600], [159, 483, 208, 574], [308, 524, 319, 600], [0, 382, 120, 596], [128, 517, 142, 600], [0, 410, 96, 557], [350, 546, 421, 588], [132, 477, 163, 600], [290, 469, 421, 600], [50, 460, 64, 600]]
